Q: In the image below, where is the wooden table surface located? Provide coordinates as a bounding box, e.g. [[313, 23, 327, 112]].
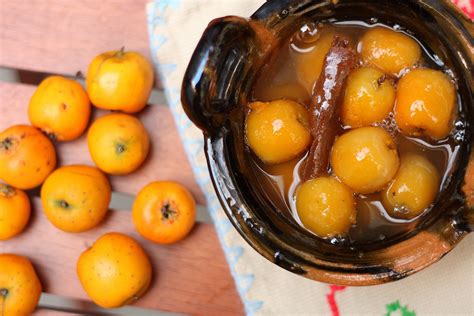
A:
[[0, 1, 244, 315]]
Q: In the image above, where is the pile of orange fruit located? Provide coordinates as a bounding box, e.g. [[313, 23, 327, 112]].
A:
[[0, 49, 196, 314]]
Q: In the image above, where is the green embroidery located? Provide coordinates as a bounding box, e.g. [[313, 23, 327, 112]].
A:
[[385, 300, 416, 316], [386, 300, 401, 314]]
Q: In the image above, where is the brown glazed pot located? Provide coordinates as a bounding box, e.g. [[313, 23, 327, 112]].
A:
[[181, 0, 474, 285]]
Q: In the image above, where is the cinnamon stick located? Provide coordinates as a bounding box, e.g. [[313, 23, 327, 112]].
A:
[[302, 36, 356, 180]]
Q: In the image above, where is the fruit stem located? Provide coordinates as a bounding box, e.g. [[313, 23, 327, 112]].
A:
[[0, 184, 15, 198], [116, 144, 126, 154], [115, 46, 126, 58], [46, 132, 57, 142], [161, 202, 177, 221], [0, 288, 8, 298], [74, 71, 84, 81], [57, 200, 70, 209], [376, 75, 387, 88], [0, 137, 14, 151]]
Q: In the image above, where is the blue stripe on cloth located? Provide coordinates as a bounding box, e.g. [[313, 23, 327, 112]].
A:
[[146, 1, 263, 314]]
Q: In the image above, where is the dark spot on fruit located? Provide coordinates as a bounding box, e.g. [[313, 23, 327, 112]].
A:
[[0, 288, 8, 298], [56, 200, 71, 209], [46, 132, 57, 142], [376, 74, 387, 88], [161, 201, 178, 221], [0, 184, 15, 198], [0, 137, 15, 151], [386, 142, 396, 151], [116, 143, 126, 154]]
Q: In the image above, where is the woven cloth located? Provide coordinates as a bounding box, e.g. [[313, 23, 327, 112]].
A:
[[146, 1, 474, 315]]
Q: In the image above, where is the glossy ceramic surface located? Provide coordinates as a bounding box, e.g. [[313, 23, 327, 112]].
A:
[[181, 0, 473, 285]]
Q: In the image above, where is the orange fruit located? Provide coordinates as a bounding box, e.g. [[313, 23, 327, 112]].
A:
[[77, 232, 152, 308], [331, 127, 400, 194], [132, 181, 196, 244], [0, 254, 42, 316], [87, 113, 150, 175], [28, 76, 91, 141], [359, 27, 421, 75], [246, 99, 311, 164], [86, 48, 154, 113], [0, 184, 30, 240], [395, 68, 456, 139], [41, 165, 111, 232], [296, 177, 356, 237], [341, 67, 395, 127], [0, 125, 56, 190], [382, 154, 440, 218]]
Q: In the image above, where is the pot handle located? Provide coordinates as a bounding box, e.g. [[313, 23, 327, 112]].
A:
[[181, 17, 255, 134]]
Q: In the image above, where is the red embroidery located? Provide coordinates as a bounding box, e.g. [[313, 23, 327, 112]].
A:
[[452, 0, 474, 19], [326, 285, 346, 316]]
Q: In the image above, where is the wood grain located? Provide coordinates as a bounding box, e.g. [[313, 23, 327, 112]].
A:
[[0, 199, 244, 315], [34, 310, 75, 316], [0, 1, 155, 82], [0, 82, 206, 205], [0, 2, 244, 314]]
